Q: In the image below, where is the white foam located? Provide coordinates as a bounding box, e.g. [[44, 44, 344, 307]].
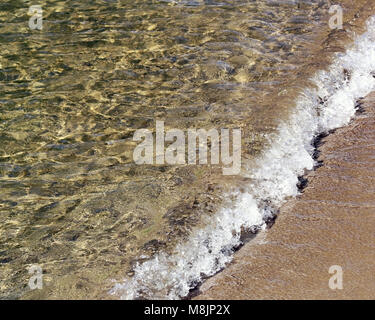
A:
[[110, 17, 375, 300]]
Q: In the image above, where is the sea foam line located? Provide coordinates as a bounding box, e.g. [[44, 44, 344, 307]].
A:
[[110, 17, 375, 300]]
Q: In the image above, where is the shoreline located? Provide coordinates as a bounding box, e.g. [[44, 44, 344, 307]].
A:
[[3, 1, 374, 300], [194, 92, 375, 300]]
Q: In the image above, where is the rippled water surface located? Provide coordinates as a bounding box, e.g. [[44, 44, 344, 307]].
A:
[[0, 0, 369, 299]]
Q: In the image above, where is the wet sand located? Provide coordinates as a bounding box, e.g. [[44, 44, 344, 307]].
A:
[[195, 93, 375, 300]]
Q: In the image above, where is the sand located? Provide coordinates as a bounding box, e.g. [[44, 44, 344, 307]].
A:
[[195, 92, 375, 300]]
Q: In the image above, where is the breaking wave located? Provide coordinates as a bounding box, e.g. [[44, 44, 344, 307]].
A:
[[110, 16, 375, 300]]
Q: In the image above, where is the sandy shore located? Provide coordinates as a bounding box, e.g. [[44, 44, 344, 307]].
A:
[[195, 92, 375, 300]]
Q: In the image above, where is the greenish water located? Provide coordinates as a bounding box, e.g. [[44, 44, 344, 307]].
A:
[[0, 0, 349, 299]]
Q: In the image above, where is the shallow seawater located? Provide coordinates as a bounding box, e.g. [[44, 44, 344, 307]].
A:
[[0, 0, 372, 299]]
